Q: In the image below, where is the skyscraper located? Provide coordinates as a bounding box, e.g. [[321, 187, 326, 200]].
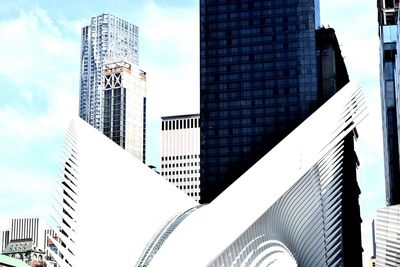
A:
[[161, 114, 200, 201], [79, 13, 139, 131], [377, 0, 400, 205], [200, 0, 322, 202], [103, 61, 147, 162]]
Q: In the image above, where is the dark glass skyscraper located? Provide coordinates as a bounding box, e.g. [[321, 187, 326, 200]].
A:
[[377, 0, 400, 206], [200, 0, 321, 203]]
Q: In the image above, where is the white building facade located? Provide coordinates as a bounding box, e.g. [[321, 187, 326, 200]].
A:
[[161, 114, 200, 201], [375, 205, 400, 266], [79, 13, 139, 130], [103, 61, 146, 162]]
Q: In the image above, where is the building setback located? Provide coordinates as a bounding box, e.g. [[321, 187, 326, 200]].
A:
[[161, 114, 200, 201], [79, 13, 139, 131], [103, 61, 147, 162], [377, 0, 400, 205]]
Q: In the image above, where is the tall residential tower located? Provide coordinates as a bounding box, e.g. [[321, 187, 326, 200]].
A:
[[79, 13, 139, 131]]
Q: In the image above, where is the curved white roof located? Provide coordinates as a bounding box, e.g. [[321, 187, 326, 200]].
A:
[[49, 117, 197, 267], [150, 82, 366, 266], [50, 82, 365, 267]]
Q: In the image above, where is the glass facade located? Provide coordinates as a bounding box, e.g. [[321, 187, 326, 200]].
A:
[[378, 0, 400, 205], [79, 13, 139, 131], [200, 0, 320, 203], [102, 62, 146, 162]]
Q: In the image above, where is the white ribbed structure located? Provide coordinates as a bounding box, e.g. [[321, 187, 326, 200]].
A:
[[49, 117, 196, 267], [150, 82, 366, 267], [375, 205, 400, 266], [51, 82, 365, 267]]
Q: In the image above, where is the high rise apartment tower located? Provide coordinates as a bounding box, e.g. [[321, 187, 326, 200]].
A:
[[103, 61, 146, 162], [377, 0, 400, 205], [161, 114, 200, 201], [200, 0, 321, 203], [79, 13, 139, 130]]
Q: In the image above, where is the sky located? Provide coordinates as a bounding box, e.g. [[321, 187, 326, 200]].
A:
[[0, 0, 383, 265]]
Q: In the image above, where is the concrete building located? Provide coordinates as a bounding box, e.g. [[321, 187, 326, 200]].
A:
[[161, 114, 200, 201], [79, 13, 139, 131], [50, 82, 365, 267], [102, 61, 147, 162]]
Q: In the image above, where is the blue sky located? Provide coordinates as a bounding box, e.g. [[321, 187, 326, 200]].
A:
[[0, 0, 382, 265]]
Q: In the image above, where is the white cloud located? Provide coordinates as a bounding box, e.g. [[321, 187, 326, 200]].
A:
[[0, 8, 80, 146], [137, 2, 200, 119], [0, 8, 81, 223]]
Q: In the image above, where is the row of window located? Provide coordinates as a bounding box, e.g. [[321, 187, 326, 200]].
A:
[[162, 169, 200, 175], [162, 162, 199, 168], [161, 154, 199, 161], [168, 177, 198, 183], [162, 118, 200, 131], [170, 182, 200, 190]]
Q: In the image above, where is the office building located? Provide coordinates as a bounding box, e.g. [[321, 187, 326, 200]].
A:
[[50, 83, 364, 267], [79, 13, 139, 131], [377, 0, 400, 205], [10, 218, 41, 249], [200, 0, 325, 203], [375, 204, 400, 266], [161, 114, 200, 201], [103, 61, 147, 162], [0, 230, 9, 252]]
